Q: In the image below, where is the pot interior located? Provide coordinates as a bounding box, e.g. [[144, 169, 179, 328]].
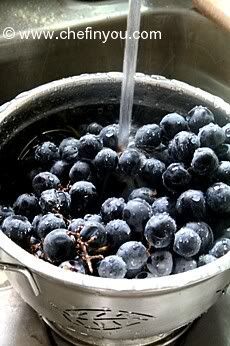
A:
[[0, 101, 166, 202]]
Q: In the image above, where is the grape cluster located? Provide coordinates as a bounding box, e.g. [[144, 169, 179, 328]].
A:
[[1, 108, 230, 279]]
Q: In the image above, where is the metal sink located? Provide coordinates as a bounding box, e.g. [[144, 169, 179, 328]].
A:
[[0, 0, 229, 105]]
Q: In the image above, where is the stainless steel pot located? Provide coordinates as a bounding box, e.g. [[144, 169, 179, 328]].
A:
[[0, 73, 230, 346]]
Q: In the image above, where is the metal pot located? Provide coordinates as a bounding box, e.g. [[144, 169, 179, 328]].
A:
[[0, 73, 230, 346]]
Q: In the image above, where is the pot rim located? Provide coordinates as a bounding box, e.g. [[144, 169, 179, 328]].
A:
[[0, 72, 230, 294]]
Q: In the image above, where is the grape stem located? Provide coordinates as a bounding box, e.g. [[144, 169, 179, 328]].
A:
[[68, 231, 104, 274]]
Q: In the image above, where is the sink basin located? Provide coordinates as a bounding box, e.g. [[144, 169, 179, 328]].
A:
[[0, 0, 229, 104]]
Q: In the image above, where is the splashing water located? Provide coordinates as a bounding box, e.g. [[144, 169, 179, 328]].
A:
[[118, 0, 142, 150]]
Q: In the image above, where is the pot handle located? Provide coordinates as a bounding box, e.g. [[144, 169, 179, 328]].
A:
[[0, 261, 40, 297]]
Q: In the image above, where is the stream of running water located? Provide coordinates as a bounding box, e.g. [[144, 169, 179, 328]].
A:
[[118, 0, 142, 150]]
